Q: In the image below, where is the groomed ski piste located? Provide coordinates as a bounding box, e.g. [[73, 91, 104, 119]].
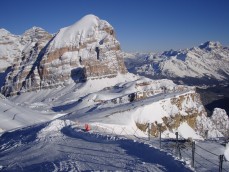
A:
[[0, 119, 228, 171], [0, 74, 229, 171], [0, 120, 193, 172]]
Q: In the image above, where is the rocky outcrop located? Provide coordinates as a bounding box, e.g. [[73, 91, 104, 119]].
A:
[[136, 92, 206, 137], [37, 14, 126, 89], [135, 92, 229, 139], [1, 27, 52, 96], [0, 29, 21, 72], [195, 106, 228, 139], [1, 15, 127, 96], [135, 91, 228, 139], [211, 108, 229, 138]]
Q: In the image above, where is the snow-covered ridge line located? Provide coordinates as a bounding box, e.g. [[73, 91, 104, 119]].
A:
[[103, 85, 195, 106], [63, 89, 198, 135], [124, 41, 229, 86]]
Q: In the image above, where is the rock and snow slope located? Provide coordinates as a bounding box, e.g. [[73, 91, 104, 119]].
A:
[[1, 14, 126, 96], [6, 74, 226, 140], [211, 108, 229, 137], [0, 29, 21, 72], [0, 27, 52, 95], [0, 27, 51, 72], [124, 41, 229, 86]]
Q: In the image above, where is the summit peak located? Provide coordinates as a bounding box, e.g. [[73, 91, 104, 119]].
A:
[[199, 41, 222, 50], [50, 14, 112, 50], [0, 28, 12, 37]]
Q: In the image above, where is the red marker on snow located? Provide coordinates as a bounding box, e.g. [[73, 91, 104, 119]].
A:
[[85, 124, 90, 131]]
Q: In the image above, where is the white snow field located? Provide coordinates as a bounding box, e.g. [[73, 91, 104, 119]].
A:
[[0, 119, 228, 172], [0, 94, 57, 132], [225, 143, 229, 161], [0, 119, 192, 172]]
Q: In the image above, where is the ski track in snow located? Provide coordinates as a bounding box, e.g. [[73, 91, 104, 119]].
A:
[[0, 124, 192, 172]]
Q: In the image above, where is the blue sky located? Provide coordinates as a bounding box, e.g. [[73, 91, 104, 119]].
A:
[[1, 0, 229, 52]]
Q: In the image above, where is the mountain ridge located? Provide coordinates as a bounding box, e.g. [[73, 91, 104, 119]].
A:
[[124, 41, 229, 86]]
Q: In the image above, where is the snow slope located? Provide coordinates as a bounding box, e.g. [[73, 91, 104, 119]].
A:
[[225, 143, 229, 161], [0, 93, 58, 132], [1, 118, 228, 171], [8, 73, 210, 140], [0, 73, 136, 131], [2, 71, 225, 141], [0, 119, 192, 171]]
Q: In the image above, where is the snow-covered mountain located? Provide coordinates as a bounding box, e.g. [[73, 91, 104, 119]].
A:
[[0, 27, 52, 92], [0, 29, 21, 72], [0, 27, 52, 71], [124, 41, 229, 86], [1, 14, 126, 96]]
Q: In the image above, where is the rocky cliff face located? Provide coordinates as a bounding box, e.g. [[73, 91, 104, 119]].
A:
[[135, 90, 227, 139], [210, 108, 229, 137], [0, 29, 21, 72], [38, 14, 126, 89], [1, 15, 127, 96], [136, 91, 206, 137], [1, 27, 52, 96]]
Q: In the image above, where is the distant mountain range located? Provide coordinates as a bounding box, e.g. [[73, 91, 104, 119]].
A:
[[124, 41, 229, 86]]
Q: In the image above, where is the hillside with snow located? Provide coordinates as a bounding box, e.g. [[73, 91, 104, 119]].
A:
[[124, 41, 229, 86], [0, 119, 196, 171], [6, 73, 228, 140], [0, 93, 58, 132]]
